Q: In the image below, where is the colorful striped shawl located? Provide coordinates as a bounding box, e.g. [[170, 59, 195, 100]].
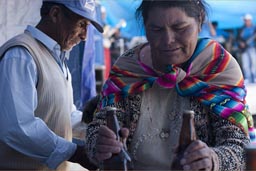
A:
[[101, 38, 254, 137]]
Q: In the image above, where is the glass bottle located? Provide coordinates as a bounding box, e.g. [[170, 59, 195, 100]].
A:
[[245, 142, 256, 170], [102, 107, 131, 171], [171, 110, 197, 170]]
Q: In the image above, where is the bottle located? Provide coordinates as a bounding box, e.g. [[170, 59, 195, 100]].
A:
[[102, 107, 131, 171], [245, 142, 256, 170], [171, 110, 197, 170]]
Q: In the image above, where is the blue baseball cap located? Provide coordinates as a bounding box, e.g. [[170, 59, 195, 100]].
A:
[[43, 0, 103, 33]]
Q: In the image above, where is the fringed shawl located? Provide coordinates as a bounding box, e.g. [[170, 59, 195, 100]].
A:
[[101, 38, 254, 138]]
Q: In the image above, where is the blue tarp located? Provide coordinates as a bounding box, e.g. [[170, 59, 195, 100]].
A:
[[99, 0, 144, 38], [99, 0, 256, 39]]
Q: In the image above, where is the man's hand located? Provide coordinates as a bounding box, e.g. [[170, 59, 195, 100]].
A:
[[95, 126, 129, 161], [68, 140, 98, 170], [180, 140, 213, 171]]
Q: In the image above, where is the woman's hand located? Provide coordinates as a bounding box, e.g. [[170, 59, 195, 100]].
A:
[[95, 125, 129, 161], [180, 140, 213, 171]]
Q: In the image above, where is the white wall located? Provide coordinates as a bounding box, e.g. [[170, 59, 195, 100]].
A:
[[0, 0, 42, 46]]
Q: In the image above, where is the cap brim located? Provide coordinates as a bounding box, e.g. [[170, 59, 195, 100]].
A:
[[90, 20, 104, 33], [64, 6, 104, 33]]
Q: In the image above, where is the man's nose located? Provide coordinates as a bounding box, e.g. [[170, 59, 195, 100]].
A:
[[80, 28, 87, 41]]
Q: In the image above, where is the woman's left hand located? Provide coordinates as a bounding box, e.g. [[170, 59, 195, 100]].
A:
[[180, 140, 213, 171]]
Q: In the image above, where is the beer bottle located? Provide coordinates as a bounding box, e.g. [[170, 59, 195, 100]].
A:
[[102, 107, 131, 171], [171, 110, 197, 170], [245, 142, 256, 170]]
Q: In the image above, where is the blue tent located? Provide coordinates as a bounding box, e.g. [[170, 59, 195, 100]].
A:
[[99, 0, 256, 39], [207, 0, 256, 29]]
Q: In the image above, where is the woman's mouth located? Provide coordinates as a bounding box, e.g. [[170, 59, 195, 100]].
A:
[[162, 47, 180, 53]]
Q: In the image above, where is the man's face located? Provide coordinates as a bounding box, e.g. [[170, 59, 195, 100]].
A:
[[244, 19, 252, 27], [55, 7, 90, 51]]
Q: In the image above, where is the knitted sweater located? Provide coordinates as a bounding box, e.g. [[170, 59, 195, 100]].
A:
[[0, 32, 73, 170]]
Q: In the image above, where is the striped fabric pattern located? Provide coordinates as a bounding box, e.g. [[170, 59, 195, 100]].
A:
[[101, 38, 254, 138]]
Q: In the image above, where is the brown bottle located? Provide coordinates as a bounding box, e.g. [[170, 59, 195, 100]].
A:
[[103, 107, 131, 171], [171, 110, 197, 170], [245, 143, 256, 170]]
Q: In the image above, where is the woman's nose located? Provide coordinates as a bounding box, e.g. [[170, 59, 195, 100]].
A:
[[163, 28, 175, 45]]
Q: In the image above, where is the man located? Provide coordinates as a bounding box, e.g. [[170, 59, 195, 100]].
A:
[[238, 13, 256, 84], [0, 0, 103, 170]]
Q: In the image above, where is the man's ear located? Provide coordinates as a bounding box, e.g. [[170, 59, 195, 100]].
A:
[[48, 5, 62, 23]]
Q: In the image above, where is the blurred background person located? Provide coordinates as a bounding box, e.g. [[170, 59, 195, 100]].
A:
[[211, 21, 231, 49], [101, 6, 127, 75], [109, 27, 129, 65], [237, 13, 256, 84]]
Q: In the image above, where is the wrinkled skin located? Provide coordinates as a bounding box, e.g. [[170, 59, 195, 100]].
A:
[[180, 140, 213, 171], [37, 5, 90, 51], [145, 7, 200, 72], [55, 8, 89, 51], [95, 126, 129, 161]]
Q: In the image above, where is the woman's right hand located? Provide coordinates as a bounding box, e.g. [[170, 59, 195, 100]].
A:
[[95, 125, 129, 161]]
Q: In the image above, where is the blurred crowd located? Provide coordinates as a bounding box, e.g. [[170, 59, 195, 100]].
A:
[[198, 13, 256, 84]]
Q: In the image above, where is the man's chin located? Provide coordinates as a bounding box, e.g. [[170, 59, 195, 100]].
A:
[[62, 45, 74, 51]]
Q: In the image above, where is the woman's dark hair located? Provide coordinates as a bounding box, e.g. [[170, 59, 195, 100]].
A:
[[135, 0, 209, 28]]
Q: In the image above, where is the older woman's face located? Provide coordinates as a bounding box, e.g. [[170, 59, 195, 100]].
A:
[[145, 7, 200, 72]]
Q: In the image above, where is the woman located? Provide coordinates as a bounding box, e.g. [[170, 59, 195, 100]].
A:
[[86, 0, 254, 170]]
